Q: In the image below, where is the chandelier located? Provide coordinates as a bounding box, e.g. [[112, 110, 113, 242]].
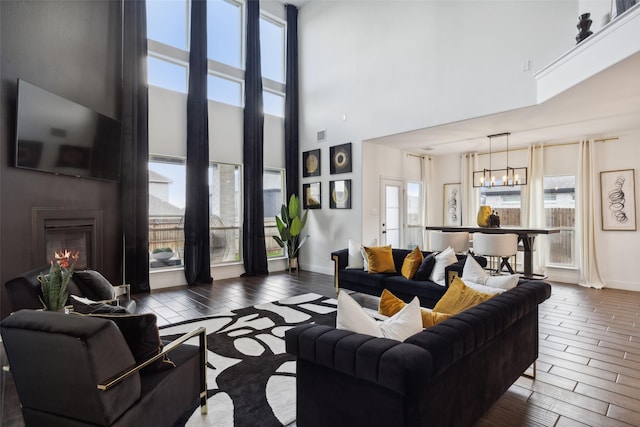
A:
[[473, 132, 527, 188]]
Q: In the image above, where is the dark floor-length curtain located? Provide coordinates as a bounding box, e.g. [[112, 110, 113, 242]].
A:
[[122, 0, 150, 293], [242, 0, 269, 276], [284, 5, 299, 202], [184, 0, 213, 285]]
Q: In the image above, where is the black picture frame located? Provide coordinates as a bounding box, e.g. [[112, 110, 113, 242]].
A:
[[303, 182, 321, 209], [330, 143, 352, 174], [330, 179, 351, 209], [302, 149, 321, 177]]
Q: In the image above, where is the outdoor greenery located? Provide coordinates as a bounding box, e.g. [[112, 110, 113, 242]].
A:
[[152, 247, 174, 254]]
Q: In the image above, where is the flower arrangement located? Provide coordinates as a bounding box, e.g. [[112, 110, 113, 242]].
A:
[[37, 250, 79, 311]]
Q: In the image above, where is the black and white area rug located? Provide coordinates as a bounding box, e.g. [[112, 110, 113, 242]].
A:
[[160, 293, 338, 427]]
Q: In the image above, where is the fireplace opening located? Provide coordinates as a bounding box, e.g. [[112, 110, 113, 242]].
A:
[[45, 226, 93, 269], [33, 208, 103, 272]]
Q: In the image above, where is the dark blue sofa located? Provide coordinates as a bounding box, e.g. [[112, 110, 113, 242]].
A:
[[331, 248, 487, 308], [286, 280, 552, 427]]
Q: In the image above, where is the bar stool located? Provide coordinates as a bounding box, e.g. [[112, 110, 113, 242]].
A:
[[472, 232, 518, 274], [428, 231, 469, 254]]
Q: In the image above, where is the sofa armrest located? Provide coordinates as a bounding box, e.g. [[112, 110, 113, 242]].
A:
[[286, 324, 433, 396], [331, 249, 349, 295], [330, 249, 349, 271]]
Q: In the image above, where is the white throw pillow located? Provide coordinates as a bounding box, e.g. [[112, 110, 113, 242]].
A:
[[336, 291, 422, 341], [485, 274, 519, 290], [346, 239, 364, 269], [429, 246, 458, 286], [463, 280, 506, 295], [462, 254, 490, 284], [346, 239, 377, 270]]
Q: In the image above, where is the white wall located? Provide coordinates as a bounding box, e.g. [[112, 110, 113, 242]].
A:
[[298, 1, 578, 275], [592, 131, 640, 290]]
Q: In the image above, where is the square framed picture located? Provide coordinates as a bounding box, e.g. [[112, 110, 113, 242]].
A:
[[330, 143, 352, 174], [302, 149, 321, 177], [443, 183, 462, 226], [330, 179, 351, 209], [600, 169, 636, 231], [303, 182, 321, 209]]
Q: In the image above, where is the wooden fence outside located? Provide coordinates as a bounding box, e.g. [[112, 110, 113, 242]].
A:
[[495, 207, 575, 265], [149, 216, 284, 264]]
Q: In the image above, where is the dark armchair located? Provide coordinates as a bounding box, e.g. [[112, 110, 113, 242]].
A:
[[4, 265, 136, 313], [1, 310, 208, 427]]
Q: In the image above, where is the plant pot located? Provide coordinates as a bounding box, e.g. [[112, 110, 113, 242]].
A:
[[151, 251, 175, 261], [288, 257, 298, 275]]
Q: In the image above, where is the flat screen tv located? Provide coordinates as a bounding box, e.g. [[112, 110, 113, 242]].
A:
[[15, 79, 122, 182]]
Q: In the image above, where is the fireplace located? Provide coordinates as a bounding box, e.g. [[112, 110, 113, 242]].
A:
[[33, 208, 103, 271]]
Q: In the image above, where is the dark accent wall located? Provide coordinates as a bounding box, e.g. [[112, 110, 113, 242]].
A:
[[0, 1, 123, 318]]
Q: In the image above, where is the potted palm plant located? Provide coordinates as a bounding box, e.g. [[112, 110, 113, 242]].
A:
[[273, 194, 309, 273]]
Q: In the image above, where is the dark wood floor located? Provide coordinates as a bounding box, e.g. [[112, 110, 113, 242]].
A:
[[2, 270, 640, 426]]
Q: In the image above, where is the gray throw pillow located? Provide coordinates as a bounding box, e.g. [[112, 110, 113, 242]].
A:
[[413, 253, 436, 281], [72, 270, 116, 301]]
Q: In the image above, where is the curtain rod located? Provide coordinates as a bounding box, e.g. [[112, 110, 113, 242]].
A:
[[464, 136, 619, 156]]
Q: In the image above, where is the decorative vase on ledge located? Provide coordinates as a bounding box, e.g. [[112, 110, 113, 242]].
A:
[[576, 13, 593, 44]]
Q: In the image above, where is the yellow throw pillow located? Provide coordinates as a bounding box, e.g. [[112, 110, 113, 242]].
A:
[[401, 246, 424, 279], [363, 245, 396, 274], [433, 276, 495, 315], [378, 289, 452, 328]]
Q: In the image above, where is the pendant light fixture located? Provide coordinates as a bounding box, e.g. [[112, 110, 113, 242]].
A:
[[472, 132, 527, 188]]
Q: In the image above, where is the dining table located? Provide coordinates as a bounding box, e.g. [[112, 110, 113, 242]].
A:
[[425, 225, 561, 279]]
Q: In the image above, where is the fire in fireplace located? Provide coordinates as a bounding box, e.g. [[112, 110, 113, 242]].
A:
[[46, 228, 91, 269], [33, 208, 103, 272]]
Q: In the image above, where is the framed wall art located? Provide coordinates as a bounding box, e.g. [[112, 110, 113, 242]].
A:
[[600, 169, 636, 231], [330, 179, 351, 209], [330, 143, 352, 174], [302, 149, 320, 177], [303, 182, 321, 209], [443, 183, 462, 226]]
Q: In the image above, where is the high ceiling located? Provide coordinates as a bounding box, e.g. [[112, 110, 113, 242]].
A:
[[366, 51, 640, 157]]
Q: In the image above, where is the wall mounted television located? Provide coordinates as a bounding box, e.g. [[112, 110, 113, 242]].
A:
[[15, 79, 122, 182]]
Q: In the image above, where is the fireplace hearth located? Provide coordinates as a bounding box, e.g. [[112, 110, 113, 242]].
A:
[[33, 208, 103, 271]]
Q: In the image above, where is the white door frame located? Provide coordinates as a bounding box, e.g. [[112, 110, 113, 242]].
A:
[[380, 179, 404, 248]]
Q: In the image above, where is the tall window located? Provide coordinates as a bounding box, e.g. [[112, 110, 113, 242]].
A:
[[209, 163, 242, 263], [146, 1, 288, 271], [264, 169, 286, 257], [207, 0, 242, 68], [147, 0, 188, 50], [480, 186, 522, 226], [544, 176, 576, 266], [147, 0, 286, 116], [406, 182, 423, 248], [148, 157, 243, 267], [148, 157, 186, 269]]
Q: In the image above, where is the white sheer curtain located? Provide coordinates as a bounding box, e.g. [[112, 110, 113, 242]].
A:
[[422, 156, 432, 248], [460, 153, 479, 226], [521, 145, 546, 275], [576, 139, 605, 288]]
